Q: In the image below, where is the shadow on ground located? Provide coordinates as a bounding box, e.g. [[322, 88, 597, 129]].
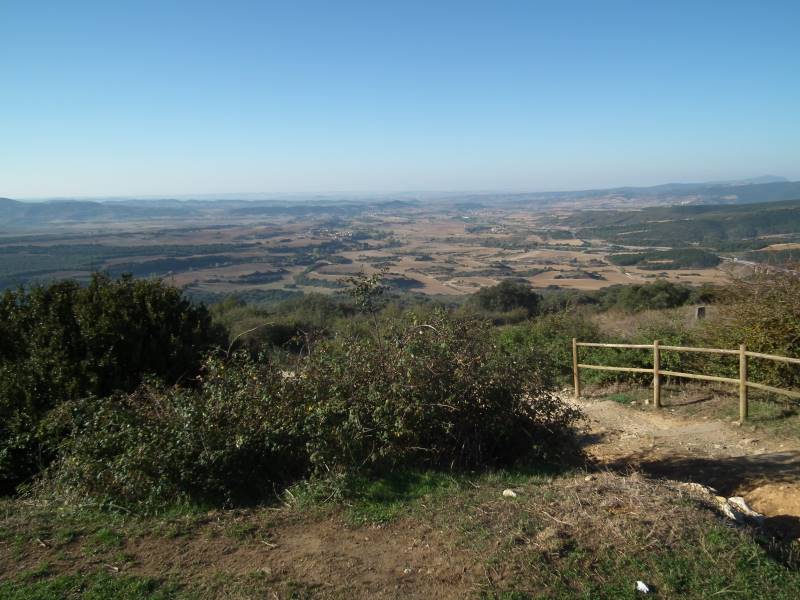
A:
[[605, 450, 800, 539]]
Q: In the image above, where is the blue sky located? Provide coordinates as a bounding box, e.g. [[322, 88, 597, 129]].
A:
[[2, 1, 799, 198]]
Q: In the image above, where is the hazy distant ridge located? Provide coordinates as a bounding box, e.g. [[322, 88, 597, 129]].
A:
[[2, 178, 800, 228]]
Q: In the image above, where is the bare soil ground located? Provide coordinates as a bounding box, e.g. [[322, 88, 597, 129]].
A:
[[572, 392, 800, 538], [0, 503, 478, 598], [6, 469, 799, 599]]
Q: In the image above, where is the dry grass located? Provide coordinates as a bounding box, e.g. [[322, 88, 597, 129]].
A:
[[591, 305, 714, 339], [452, 472, 800, 598]]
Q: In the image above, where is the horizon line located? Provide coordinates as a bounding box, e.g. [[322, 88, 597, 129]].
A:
[[4, 175, 794, 203]]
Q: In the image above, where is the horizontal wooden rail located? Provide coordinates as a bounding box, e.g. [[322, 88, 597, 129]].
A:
[[746, 380, 800, 400], [660, 345, 740, 356], [578, 363, 654, 374], [576, 342, 653, 349], [571, 338, 800, 423], [658, 370, 739, 385], [746, 350, 800, 365]]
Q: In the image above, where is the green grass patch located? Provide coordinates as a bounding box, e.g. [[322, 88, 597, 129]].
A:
[[287, 467, 564, 525], [222, 521, 261, 541], [606, 392, 638, 405], [83, 527, 125, 555], [344, 470, 464, 524], [714, 394, 800, 439], [0, 572, 182, 600], [18, 561, 53, 582]]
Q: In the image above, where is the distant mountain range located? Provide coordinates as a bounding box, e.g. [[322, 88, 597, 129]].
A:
[[2, 177, 800, 228], [0, 196, 421, 229], [460, 177, 800, 207]]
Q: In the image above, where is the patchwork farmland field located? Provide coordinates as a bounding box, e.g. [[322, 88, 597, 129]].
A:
[[2, 195, 791, 302]]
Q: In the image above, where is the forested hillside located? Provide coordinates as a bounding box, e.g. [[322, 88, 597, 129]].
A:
[[558, 199, 800, 250]]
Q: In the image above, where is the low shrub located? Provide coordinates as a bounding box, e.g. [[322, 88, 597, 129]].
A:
[[44, 355, 306, 510], [44, 310, 582, 510], [0, 274, 224, 494], [464, 306, 531, 326], [498, 312, 604, 385], [296, 309, 582, 472], [209, 293, 352, 357], [599, 280, 694, 312], [468, 280, 541, 317], [631, 317, 705, 378], [704, 271, 800, 391]]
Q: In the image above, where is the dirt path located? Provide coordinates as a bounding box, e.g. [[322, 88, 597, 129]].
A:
[[573, 396, 800, 536], [129, 515, 475, 598]]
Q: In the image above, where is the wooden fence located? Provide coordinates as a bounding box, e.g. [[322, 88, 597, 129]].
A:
[[571, 339, 800, 423]]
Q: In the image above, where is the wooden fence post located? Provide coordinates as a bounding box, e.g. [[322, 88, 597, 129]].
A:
[[572, 338, 581, 400], [739, 344, 748, 423], [653, 340, 661, 409]]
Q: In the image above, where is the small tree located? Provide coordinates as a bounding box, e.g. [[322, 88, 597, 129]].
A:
[[343, 267, 389, 316], [469, 280, 541, 317], [0, 273, 225, 493]]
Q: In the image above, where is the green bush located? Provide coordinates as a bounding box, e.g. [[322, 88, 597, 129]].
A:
[[599, 281, 693, 312], [463, 305, 531, 326], [538, 289, 601, 313], [0, 274, 224, 494], [45, 354, 305, 509], [704, 272, 800, 390], [538, 282, 717, 315], [631, 318, 703, 377], [468, 280, 541, 317], [498, 310, 704, 388], [209, 293, 355, 357], [296, 309, 581, 472], [45, 310, 582, 510], [498, 312, 603, 384]]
